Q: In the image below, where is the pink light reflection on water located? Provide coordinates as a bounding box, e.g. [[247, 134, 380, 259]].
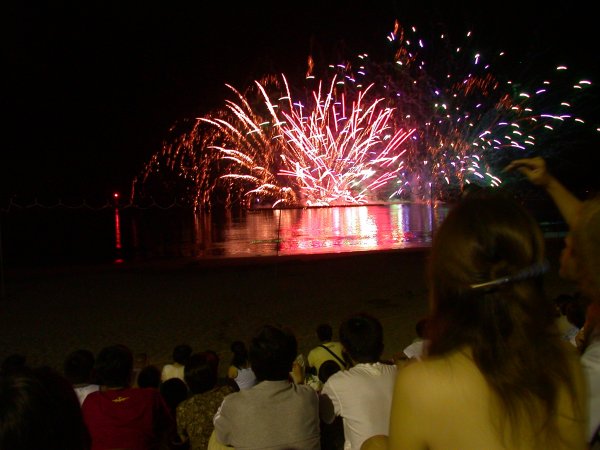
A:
[[275, 204, 448, 256], [183, 204, 448, 259]]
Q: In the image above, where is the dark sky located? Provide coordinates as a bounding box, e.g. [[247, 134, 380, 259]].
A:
[[2, 1, 598, 201]]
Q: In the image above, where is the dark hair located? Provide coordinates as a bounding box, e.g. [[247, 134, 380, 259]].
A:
[[316, 324, 333, 342], [159, 377, 188, 414], [184, 352, 218, 394], [1, 353, 27, 376], [136, 365, 161, 389], [427, 191, 578, 445], [205, 349, 220, 373], [173, 344, 193, 365], [415, 318, 429, 339], [554, 294, 575, 316], [565, 299, 587, 329], [249, 325, 297, 381], [318, 359, 341, 384], [63, 349, 95, 385], [0, 366, 90, 450], [94, 344, 133, 388], [339, 313, 383, 363], [230, 341, 249, 368]]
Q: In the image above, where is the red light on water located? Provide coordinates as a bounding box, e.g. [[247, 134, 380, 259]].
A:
[[113, 193, 123, 263], [113, 207, 124, 264]]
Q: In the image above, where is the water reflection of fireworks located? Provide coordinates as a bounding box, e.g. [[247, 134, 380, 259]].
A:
[[134, 20, 596, 210]]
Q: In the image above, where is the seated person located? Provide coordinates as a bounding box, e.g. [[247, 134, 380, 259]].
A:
[[136, 364, 161, 389], [162, 344, 192, 383], [307, 323, 346, 374], [160, 377, 188, 418], [82, 344, 174, 450], [0, 365, 90, 450], [177, 352, 234, 450], [401, 317, 429, 360], [63, 348, 100, 406], [227, 340, 256, 390], [320, 312, 397, 450], [214, 325, 320, 449], [363, 190, 587, 449]]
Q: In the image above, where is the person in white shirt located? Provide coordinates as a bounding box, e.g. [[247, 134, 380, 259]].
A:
[[402, 317, 429, 361], [227, 340, 257, 390], [63, 348, 99, 406], [161, 344, 192, 383], [320, 313, 397, 450]]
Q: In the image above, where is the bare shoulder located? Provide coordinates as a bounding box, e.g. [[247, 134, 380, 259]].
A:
[[395, 350, 484, 406], [388, 355, 477, 448], [396, 354, 460, 386], [394, 358, 445, 408]]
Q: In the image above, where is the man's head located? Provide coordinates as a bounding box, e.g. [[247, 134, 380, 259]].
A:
[[94, 344, 133, 388], [339, 313, 384, 364], [173, 344, 193, 366], [249, 325, 297, 381]]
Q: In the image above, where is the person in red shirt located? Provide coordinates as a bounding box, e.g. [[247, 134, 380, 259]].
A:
[[82, 344, 174, 450]]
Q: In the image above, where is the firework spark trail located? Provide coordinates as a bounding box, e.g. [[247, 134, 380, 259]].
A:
[[377, 21, 596, 197], [134, 20, 597, 209], [196, 74, 416, 206], [277, 80, 415, 205]]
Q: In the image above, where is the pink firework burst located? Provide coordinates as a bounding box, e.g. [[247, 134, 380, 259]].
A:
[[203, 74, 414, 207]]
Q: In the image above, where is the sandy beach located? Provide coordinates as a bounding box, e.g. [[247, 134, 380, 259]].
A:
[[0, 238, 574, 378]]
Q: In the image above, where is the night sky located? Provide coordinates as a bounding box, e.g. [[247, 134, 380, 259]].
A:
[[3, 1, 599, 202]]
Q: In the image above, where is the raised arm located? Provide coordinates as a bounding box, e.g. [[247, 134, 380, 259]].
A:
[[504, 157, 583, 228]]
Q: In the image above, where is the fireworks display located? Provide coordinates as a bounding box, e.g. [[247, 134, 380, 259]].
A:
[[133, 19, 597, 210]]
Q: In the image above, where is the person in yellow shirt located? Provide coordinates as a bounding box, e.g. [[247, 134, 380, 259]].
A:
[[307, 323, 347, 375]]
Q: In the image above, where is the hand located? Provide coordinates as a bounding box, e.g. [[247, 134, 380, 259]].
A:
[[290, 361, 304, 384], [503, 156, 551, 187]]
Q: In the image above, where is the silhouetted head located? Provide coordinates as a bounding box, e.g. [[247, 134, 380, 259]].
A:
[[184, 352, 218, 395], [318, 359, 342, 384], [173, 344, 193, 366], [160, 377, 188, 413], [249, 325, 297, 382], [94, 344, 133, 388], [205, 349, 220, 373], [415, 318, 429, 339], [63, 349, 95, 385], [230, 341, 249, 368], [339, 313, 384, 364], [136, 365, 161, 389], [316, 323, 333, 342], [1, 354, 27, 376], [0, 366, 90, 450]]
